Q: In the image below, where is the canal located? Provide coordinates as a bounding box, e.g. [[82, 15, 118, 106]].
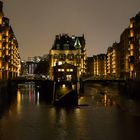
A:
[[0, 82, 140, 140]]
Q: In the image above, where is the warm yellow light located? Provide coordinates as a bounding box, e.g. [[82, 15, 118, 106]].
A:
[[0, 60, 2, 68], [62, 84, 66, 88], [0, 51, 2, 57], [17, 89, 21, 103], [17, 89, 21, 113], [6, 30, 9, 36], [130, 65, 134, 71], [0, 43, 2, 49], [130, 21, 133, 28], [130, 50, 134, 56], [6, 50, 8, 55], [6, 63, 8, 70], [130, 44, 133, 49], [72, 84, 75, 90], [6, 37, 8, 42], [0, 17, 2, 25], [0, 34, 2, 41], [130, 30, 134, 37], [113, 70, 116, 73]]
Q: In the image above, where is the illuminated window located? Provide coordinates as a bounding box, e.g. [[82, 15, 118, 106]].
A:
[[130, 23, 133, 28], [0, 60, 2, 68], [130, 50, 134, 56], [67, 69, 70, 72], [58, 61, 62, 65], [130, 44, 133, 50], [6, 31, 9, 36], [70, 69, 73, 72], [0, 17, 2, 25], [6, 50, 8, 55], [53, 62, 57, 66], [6, 63, 8, 70], [58, 69, 64, 72], [130, 65, 134, 71], [6, 37, 8, 42], [130, 30, 134, 37], [0, 34, 2, 41], [66, 75, 72, 81]]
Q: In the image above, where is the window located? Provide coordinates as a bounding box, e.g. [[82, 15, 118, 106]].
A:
[[66, 69, 73, 72], [58, 61, 62, 65], [67, 54, 74, 60], [58, 69, 64, 72], [64, 44, 69, 50], [59, 54, 66, 60], [54, 54, 58, 59], [56, 44, 60, 50], [70, 69, 73, 72], [66, 75, 72, 81]]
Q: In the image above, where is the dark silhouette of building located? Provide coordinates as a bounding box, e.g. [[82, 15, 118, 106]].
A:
[[86, 57, 94, 77], [119, 28, 129, 79]]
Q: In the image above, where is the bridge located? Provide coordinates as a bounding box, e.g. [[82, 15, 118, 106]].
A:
[[82, 76, 126, 84]]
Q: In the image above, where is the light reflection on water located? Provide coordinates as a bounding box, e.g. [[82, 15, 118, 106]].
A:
[[0, 82, 140, 140]]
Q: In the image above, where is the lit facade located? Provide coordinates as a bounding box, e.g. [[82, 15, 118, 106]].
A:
[[129, 12, 140, 80], [49, 34, 86, 80], [0, 1, 20, 80], [53, 63, 77, 82], [119, 28, 129, 79], [107, 43, 120, 79], [93, 54, 106, 79]]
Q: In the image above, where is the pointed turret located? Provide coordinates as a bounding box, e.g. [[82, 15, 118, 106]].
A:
[[74, 37, 81, 49]]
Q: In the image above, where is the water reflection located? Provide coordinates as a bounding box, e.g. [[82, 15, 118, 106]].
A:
[[79, 83, 119, 108], [17, 89, 21, 114], [17, 82, 40, 106], [0, 82, 140, 140]]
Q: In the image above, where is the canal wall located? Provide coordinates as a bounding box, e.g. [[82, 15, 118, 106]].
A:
[[0, 80, 17, 118], [83, 80, 140, 99], [125, 80, 140, 99]]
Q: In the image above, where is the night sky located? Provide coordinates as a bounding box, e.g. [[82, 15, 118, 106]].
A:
[[3, 0, 140, 60]]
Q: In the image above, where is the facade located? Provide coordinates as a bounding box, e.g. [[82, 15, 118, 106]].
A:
[[21, 55, 50, 78], [119, 28, 130, 79], [107, 43, 120, 79], [20, 60, 27, 76], [93, 54, 106, 79], [49, 34, 86, 80], [26, 56, 41, 75], [53, 63, 77, 82], [86, 57, 94, 77], [129, 12, 140, 80], [0, 1, 20, 80]]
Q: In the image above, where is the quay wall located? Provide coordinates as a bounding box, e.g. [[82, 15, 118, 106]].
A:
[[125, 80, 140, 98], [0, 80, 17, 118], [83, 80, 140, 99]]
